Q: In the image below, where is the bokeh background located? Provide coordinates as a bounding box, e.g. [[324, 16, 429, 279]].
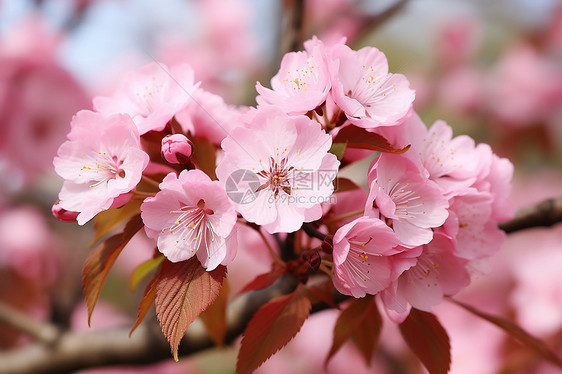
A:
[[1, 0, 562, 373]]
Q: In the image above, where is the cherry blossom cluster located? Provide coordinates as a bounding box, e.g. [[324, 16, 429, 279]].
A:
[[332, 113, 513, 321], [52, 36, 512, 315]]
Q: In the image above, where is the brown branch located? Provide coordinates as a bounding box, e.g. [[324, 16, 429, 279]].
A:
[[0, 301, 60, 344], [281, 0, 306, 55], [0, 275, 299, 374], [350, 0, 411, 46], [1, 197, 562, 373], [499, 196, 562, 233]]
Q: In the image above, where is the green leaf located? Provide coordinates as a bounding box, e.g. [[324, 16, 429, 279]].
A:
[[82, 214, 144, 326], [450, 298, 562, 368], [129, 254, 165, 292], [236, 287, 311, 374], [154, 258, 227, 361], [333, 125, 410, 153], [326, 295, 381, 366], [399, 308, 451, 374], [329, 142, 347, 160]]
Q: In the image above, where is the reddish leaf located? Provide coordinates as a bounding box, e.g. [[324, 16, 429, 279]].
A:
[[333, 125, 410, 154], [302, 282, 339, 310], [155, 258, 227, 361], [199, 279, 230, 347], [333, 177, 359, 194], [399, 308, 451, 374], [326, 295, 381, 366], [451, 299, 562, 368], [236, 288, 311, 374], [191, 137, 217, 180], [82, 214, 144, 326], [89, 198, 142, 247], [130, 266, 161, 337], [237, 262, 286, 296]]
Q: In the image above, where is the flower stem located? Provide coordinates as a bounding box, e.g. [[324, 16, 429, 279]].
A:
[[141, 175, 161, 189], [322, 209, 364, 224]]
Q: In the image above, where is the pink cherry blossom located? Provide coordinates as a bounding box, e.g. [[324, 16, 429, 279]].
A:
[[440, 190, 506, 260], [256, 37, 331, 115], [365, 153, 449, 248], [486, 44, 562, 127], [93, 62, 199, 135], [141, 169, 237, 270], [381, 233, 470, 319], [54, 110, 149, 225], [174, 87, 245, 145], [0, 57, 90, 189], [329, 43, 415, 128], [472, 150, 515, 222], [0, 206, 60, 285], [397, 114, 488, 196], [332, 216, 400, 298], [216, 107, 339, 233]]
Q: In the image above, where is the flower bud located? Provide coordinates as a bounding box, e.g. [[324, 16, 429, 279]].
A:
[[161, 134, 193, 164], [52, 200, 79, 222]]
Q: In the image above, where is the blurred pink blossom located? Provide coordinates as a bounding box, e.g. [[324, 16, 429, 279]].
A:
[[93, 63, 199, 135], [486, 44, 562, 127]]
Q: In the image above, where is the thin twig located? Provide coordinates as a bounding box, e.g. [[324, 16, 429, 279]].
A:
[[302, 223, 328, 241], [257, 228, 285, 265], [351, 0, 411, 47]]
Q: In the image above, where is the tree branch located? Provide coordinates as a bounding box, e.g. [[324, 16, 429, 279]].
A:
[[0, 301, 60, 344], [0, 275, 299, 374], [281, 0, 306, 55], [499, 196, 562, 233], [1, 197, 562, 373]]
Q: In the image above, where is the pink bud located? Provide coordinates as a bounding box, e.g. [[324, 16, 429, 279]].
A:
[[52, 200, 79, 222], [161, 134, 193, 164]]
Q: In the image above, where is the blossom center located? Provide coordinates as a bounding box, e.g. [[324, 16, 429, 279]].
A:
[[347, 70, 396, 114], [256, 157, 294, 198], [168, 199, 215, 254], [81, 152, 126, 188], [344, 239, 378, 282]]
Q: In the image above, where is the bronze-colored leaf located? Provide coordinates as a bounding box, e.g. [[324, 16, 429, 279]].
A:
[[326, 295, 381, 366], [199, 279, 230, 347], [333, 125, 410, 153], [154, 258, 227, 361], [191, 137, 217, 180], [130, 265, 161, 336], [399, 308, 451, 374], [89, 198, 142, 247], [82, 214, 144, 326], [237, 262, 286, 296], [236, 287, 311, 374]]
